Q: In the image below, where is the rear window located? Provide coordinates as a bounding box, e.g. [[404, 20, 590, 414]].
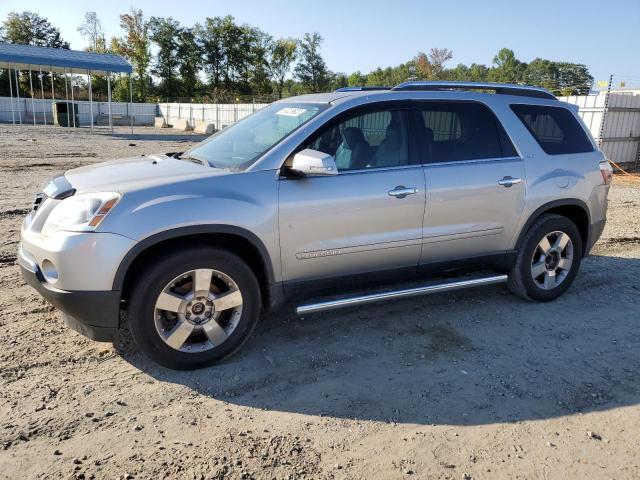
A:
[[510, 104, 593, 155]]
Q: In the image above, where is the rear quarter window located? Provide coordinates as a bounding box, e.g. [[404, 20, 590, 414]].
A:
[[510, 104, 594, 155]]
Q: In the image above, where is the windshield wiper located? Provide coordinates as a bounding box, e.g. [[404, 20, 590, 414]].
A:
[[177, 153, 209, 166]]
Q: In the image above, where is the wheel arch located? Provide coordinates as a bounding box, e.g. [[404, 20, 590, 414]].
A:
[[515, 199, 591, 257], [115, 225, 281, 311]]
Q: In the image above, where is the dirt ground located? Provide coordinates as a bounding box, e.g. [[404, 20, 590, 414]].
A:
[[0, 125, 639, 480]]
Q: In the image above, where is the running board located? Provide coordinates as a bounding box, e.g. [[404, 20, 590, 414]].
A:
[[296, 274, 508, 315]]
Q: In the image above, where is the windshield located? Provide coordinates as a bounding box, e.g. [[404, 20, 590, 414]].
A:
[[184, 102, 327, 169]]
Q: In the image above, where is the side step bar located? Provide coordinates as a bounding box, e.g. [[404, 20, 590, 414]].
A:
[[296, 274, 508, 315]]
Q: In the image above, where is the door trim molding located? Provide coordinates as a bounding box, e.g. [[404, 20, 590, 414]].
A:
[[423, 227, 504, 244], [295, 237, 423, 260]]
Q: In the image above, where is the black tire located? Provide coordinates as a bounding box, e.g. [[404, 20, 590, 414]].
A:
[[508, 214, 583, 302], [127, 247, 261, 370]]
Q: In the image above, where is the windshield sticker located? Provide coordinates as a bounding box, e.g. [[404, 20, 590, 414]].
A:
[[276, 107, 307, 117]]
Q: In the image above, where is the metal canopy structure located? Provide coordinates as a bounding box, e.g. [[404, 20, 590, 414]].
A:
[[1, 43, 134, 133], [0, 43, 132, 74]]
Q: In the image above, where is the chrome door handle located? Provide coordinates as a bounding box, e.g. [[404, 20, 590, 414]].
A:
[[498, 176, 522, 188], [388, 186, 418, 199]]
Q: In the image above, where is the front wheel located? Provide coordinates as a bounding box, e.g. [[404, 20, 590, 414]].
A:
[[127, 247, 261, 370], [508, 214, 583, 302]]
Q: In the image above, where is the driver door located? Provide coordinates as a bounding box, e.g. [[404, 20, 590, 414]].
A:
[[278, 104, 426, 284]]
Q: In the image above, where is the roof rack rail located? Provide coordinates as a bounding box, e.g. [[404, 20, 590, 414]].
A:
[[391, 81, 556, 100], [334, 86, 391, 92]]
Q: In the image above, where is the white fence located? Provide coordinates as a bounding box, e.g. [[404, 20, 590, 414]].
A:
[[158, 102, 270, 131], [0, 96, 158, 126], [0, 96, 269, 131], [559, 91, 640, 168]]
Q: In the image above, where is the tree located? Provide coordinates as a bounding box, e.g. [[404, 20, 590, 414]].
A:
[[467, 63, 490, 82], [197, 15, 249, 94], [523, 58, 557, 91], [197, 16, 275, 97], [294, 33, 330, 93], [329, 72, 348, 91], [247, 27, 273, 96], [149, 16, 181, 98], [365, 62, 412, 86], [413, 48, 453, 80], [112, 8, 151, 101], [77, 11, 104, 51], [521, 58, 592, 95], [488, 48, 526, 83], [428, 48, 453, 79], [414, 52, 432, 79], [196, 17, 226, 91], [2, 11, 69, 48], [177, 28, 201, 98], [269, 38, 297, 98], [347, 70, 366, 87], [555, 63, 592, 95], [218, 16, 250, 91]]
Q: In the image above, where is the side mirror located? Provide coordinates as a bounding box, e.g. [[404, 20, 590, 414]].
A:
[[290, 149, 338, 176]]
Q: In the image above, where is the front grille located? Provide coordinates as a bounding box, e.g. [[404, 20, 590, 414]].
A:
[[33, 193, 47, 211]]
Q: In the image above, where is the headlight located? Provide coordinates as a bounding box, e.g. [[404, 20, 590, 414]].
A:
[[42, 192, 121, 236]]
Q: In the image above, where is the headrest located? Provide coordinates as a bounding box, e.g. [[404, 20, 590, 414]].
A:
[[342, 127, 366, 148]]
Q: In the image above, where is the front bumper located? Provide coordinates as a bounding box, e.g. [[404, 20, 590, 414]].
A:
[[19, 249, 121, 342]]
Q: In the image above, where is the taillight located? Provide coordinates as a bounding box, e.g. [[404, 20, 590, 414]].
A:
[[600, 161, 613, 185]]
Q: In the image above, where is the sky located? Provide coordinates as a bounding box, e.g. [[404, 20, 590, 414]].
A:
[[1, 0, 639, 86]]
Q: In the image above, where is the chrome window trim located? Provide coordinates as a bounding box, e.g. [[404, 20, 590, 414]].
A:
[[411, 99, 523, 164], [422, 156, 522, 168], [337, 164, 424, 176], [278, 163, 424, 180]]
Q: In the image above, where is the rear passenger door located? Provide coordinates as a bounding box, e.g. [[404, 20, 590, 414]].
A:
[[415, 101, 525, 264]]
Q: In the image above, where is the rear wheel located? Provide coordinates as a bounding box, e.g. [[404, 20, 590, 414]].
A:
[[508, 214, 583, 302], [127, 247, 261, 369]]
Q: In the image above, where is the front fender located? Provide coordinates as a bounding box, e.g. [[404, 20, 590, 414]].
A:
[[111, 224, 277, 290], [101, 169, 282, 286]]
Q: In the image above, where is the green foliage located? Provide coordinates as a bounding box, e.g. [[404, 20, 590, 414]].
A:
[[176, 28, 202, 98], [487, 48, 526, 83], [270, 38, 298, 98], [111, 8, 151, 101], [414, 48, 453, 80], [348, 71, 367, 87], [248, 28, 274, 96], [196, 15, 268, 93], [1, 11, 69, 48], [554, 63, 593, 95], [109, 74, 132, 102], [294, 33, 331, 93], [148, 17, 181, 97], [353, 46, 593, 96]]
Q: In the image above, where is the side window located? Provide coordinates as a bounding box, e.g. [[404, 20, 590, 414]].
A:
[[307, 108, 410, 171], [511, 104, 594, 155], [417, 102, 515, 162]]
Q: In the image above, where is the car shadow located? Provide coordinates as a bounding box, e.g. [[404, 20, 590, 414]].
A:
[[117, 253, 640, 426]]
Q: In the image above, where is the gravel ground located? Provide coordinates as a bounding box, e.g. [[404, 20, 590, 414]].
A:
[[0, 125, 639, 479]]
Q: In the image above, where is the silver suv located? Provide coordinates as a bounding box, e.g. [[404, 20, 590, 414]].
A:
[[19, 82, 613, 369]]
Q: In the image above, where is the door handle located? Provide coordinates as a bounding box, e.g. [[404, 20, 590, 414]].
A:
[[498, 176, 522, 188], [388, 186, 418, 199]]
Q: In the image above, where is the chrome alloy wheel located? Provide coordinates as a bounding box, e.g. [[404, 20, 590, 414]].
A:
[[530, 231, 574, 290], [154, 269, 243, 352]]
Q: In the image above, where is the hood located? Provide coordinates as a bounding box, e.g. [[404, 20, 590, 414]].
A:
[[63, 154, 230, 193]]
